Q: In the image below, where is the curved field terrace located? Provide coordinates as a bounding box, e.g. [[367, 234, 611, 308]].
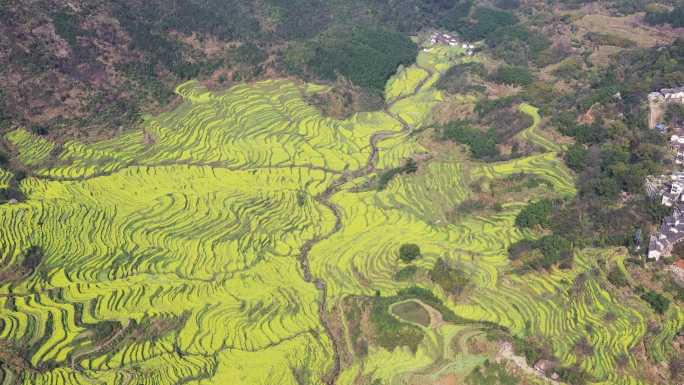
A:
[[0, 44, 680, 385]]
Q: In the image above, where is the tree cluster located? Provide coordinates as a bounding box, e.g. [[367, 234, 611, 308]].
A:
[[429, 258, 469, 296], [641, 290, 670, 314], [377, 158, 418, 190], [645, 6, 684, 28], [514, 199, 557, 228], [437, 120, 499, 159], [491, 66, 536, 86], [486, 25, 552, 66], [399, 243, 421, 263], [299, 27, 418, 91], [502, 41, 684, 251]]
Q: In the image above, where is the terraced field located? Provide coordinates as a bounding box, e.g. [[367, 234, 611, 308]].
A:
[[0, 168, 11, 189], [6, 128, 55, 167], [0, 43, 681, 385]]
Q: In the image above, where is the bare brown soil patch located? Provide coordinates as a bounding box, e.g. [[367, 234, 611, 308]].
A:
[[485, 83, 521, 99], [588, 45, 623, 67], [433, 100, 476, 125], [433, 373, 459, 385], [575, 13, 674, 48]]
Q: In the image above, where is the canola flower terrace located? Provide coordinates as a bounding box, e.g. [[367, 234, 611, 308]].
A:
[[0, 42, 680, 385]]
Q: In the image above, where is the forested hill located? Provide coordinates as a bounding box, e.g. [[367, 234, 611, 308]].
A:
[[1, 1, 684, 384], [2, 0, 681, 142], [0, 0, 461, 140]]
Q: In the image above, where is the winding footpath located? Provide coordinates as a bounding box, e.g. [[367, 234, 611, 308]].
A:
[[297, 63, 436, 385]]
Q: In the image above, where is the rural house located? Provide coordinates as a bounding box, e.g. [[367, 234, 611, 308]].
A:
[[649, 86, 684, 129]]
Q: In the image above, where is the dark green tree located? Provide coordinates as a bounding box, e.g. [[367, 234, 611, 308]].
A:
[[399, 243, 421, 263]]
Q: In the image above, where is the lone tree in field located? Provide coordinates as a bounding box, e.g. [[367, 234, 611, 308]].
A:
[[399, 243, 421, 263]]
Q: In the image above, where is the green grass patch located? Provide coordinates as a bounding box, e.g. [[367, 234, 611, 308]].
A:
[[390, 300, 431, 327]]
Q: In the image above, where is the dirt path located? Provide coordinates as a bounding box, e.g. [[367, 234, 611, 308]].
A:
[[298, 63, 437, 385], [297, 128, 400, 384], [496, 342, 561, 385]]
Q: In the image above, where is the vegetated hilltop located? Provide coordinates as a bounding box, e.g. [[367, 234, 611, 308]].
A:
[[0, 0, 467, 140], [6, 0, 678, 141], [0, 1, 684, 385]]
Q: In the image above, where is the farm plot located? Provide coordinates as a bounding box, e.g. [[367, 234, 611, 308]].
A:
[[24, 80, 404, 180], [0, 168, 11, 189], [0, 47, 450, 385], [0, 42, 680, 385], [5, 128, 55, 167], [385, 66, 429, 103], [0, 165, 336, 385]]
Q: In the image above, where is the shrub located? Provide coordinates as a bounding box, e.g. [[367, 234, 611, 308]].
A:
[[377, 158, 417, 190], [537, 234, 572, 267], [437, 120, 499, 159], [396, 286, 465, 323], [511, 336, 545, 365], [508, 234, 573, 271], [89, 320, 122, 342], [671, 356, 684, 383], [399, 243, 421, 263], [508, 239, 537, 261], [231, 42, 267, 66], [556, 365, 592, 385], [369, 296, 423, 352], [455, 199, 488, 214], [672, 242, 684, 259], [21, 246, 43, 270], [515, 199, 555, 228], [484, 108, 534, 141], [607, 267, 628, 287], [490, 173, 550, 193], [0, 186, 25, 203], [429, 258, 469, 295], [665, 104, 684, 127], [491, 66, 535, 86], [645, 6, 684, 28], [495, 0, 521, 9], [52, 10, 85, 48], [585, 32, 636, 48], [486, 25, 551, 65], [574, 336, 594, 355], [474, 96, 517, 116], [466, 360, 520, 385], [437, 0, 474, 31], [565, 144, 588, 172], [553, 58, 583, 80], [459, 7, 518, 40], [394, 265, 418, 281], [31, 125, 49, 136], [436, 62, 487, 94], [369, 285, 469, 352], [641, 290, 670, 314]]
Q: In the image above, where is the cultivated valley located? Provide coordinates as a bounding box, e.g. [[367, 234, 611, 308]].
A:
[[0, 1, 683, 385]]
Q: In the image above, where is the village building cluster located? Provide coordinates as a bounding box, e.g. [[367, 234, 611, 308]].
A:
[[649, 86, 684, 102], [646, 87, 684, 267], [648, 86, 684, 129], [424, 32, 475, 56]]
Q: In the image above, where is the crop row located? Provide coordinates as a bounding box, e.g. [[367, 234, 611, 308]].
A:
[[454, 250, 650, 381], [5, 129, 55, 167], [516, 103, 563, 153], [0, 168, 11, 189], [385, 65, 429, 103], [32, 80, 409, 180], [0, 162, 340, 384]]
